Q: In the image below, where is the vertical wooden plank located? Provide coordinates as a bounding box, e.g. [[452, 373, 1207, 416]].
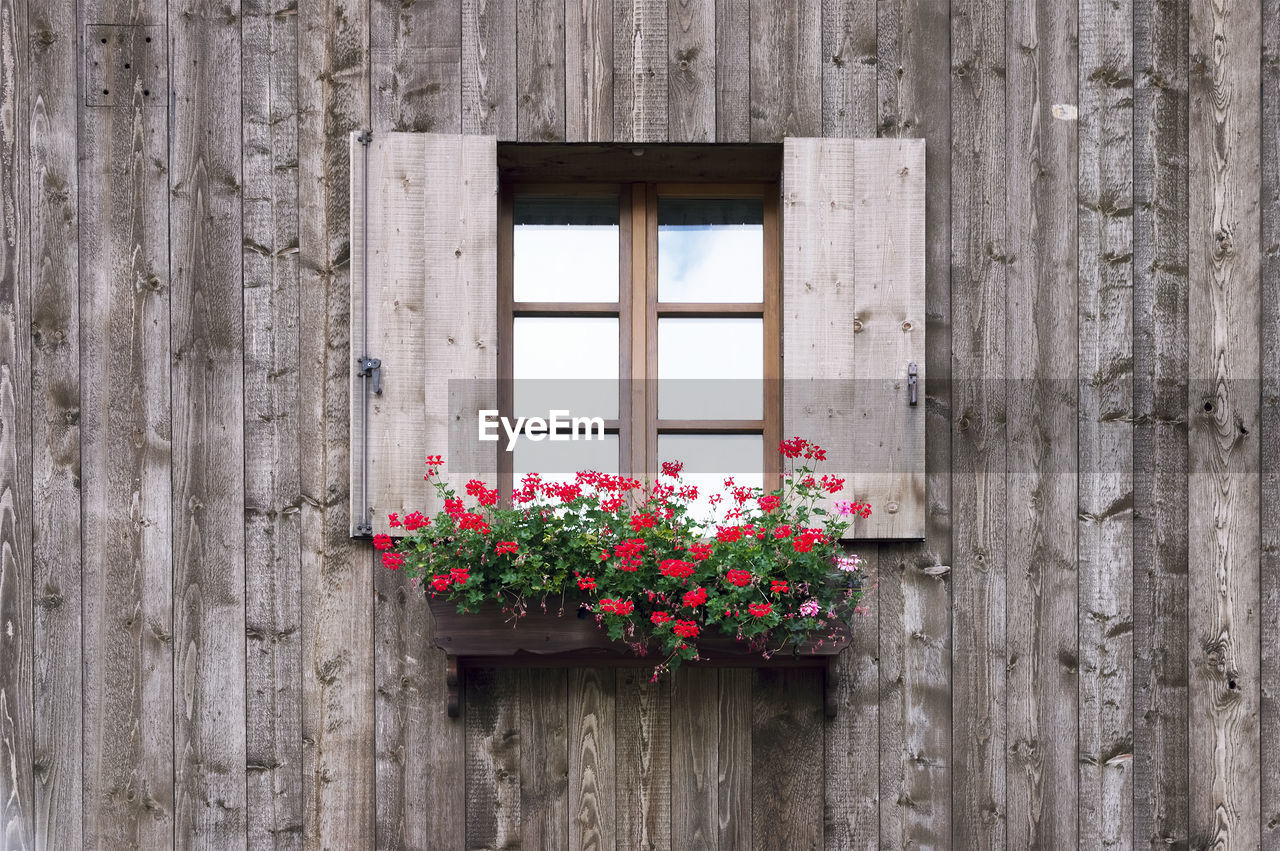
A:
[[1078, 0, 1135, 846], [243, 0, 304, 846], [748, 0, 821, 141], [520, 669, 569, 850], [1132, 0, 1189, 846], [876, 0, 953, 846], [79, 3, 175, 846], [1003, 0, 1078, 846], [517, 0, 567, 141], [671, 668, 717, 847], [27, 0, 82, 845], [667, 0, 714, 142], [569, 667, 616, 850], [615, 669, 670, 850], [1187, 0, 1262, 844], [565, 0, 613, 142], [752, 669, 823, 850], [714, 0, 748, 142], [612, 0, 667, 142], [0, 0, 32, 844], [717, 669, 751, 850], [372, 0, 462, 132], [297, 0, 373, 845], [950, 0, 1007, 844], [465, 668, 522, 849], [824, 574, 878, 851], [821, 0, 875, 137], [170, 0, 247, 841], [1262, 0, 1280, 841], [463, 0, 517, 138]]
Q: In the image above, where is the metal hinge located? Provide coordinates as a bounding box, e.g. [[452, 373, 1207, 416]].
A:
[[907, 362, 918, 406], [359, 356, 382, 395], [354, 519, 373, 537], [357, 129, 373, 146]]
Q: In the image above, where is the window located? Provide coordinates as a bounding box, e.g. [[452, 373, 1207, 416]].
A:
[[350, 135, 925, 540], [496, 184, 780, 520]]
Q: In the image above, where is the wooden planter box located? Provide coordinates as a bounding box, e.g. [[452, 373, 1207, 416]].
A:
[[428, 597, 851, 719]]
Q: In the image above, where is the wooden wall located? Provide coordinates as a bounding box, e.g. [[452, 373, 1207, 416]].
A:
[[1, 0, 1273, 848]]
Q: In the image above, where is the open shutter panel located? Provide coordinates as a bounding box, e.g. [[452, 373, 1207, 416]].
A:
[[350, 132, 498, 537], [782, 138, 926, 540]]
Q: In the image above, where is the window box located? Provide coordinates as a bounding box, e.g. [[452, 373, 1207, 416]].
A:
[[428, 595, 851, 719]]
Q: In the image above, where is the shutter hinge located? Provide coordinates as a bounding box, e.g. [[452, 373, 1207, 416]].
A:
[[354, 519, 373, 537], [359, 356, 383, 395], [907, 362, 918, 406], [357, 129, 373, 146]]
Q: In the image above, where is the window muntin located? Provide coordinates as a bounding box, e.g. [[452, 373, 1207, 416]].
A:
[[500, 182, 779, 516]]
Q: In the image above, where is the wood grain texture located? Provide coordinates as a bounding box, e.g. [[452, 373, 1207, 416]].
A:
[[875, 0, 953, 846], [565, 0, 613, 141], [1004, 0, 1079, 846], [297, 0, 374, 845], [0, 0, 32, 845], [714, 0, 748, 142], [170, 0, 248, 841], [569, 667, 616, 850], [78, 1, 175, 846], [821, 0, 875, 137], [950, 0, 1008, 844], [613, 0, 667, 142], [1187, 0, 1262, 845], [465, 668, 522, 848], [463, 0, 517, 137], [372, 0, 462, 132], [517, 0, 566, 141], [1263, 0, 1280, 841], [824, 562, 878, 850], [749, 0, 821, 140], [1078, 0, 1135, 845], [672, 668, 717, 847], [752, 669, 823, 850], [615, 669, 671, 850], [1132, 0, 1189, 846], [781, 137, 927, 540], [716, 669, 751, 849], [519, 669, 569, 849], [243, 0, 304, 846], [667, 0, 714, 142], [27, 0, 82, 845]]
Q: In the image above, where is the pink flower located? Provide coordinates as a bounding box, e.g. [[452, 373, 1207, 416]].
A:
[[835, 554, 862, 573], [799, 599, 821, 617]]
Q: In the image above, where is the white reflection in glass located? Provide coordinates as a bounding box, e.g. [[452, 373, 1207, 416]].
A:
[[657, 318, 763, 420], [658, 225, 763, 303], [657, 434, 764, 527], [513, 317, 619, 420], [515, 224, 618, 302]]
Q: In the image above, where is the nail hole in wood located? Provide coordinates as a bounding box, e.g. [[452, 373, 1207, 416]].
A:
[[1204, 401, 1214, 413], [100, 37, 107, 43]]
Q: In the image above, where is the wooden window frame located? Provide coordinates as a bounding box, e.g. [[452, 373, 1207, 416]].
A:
[[497, 180, 781, 497]]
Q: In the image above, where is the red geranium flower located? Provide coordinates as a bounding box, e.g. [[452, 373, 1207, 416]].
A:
[[388, 513, 402, 528], [661, 460, 684, 478], [577, 574, 597, 591], [373, 533, 394, 551], [770, 580, 789, 594], [659, 559, 695, 580], [748, 602, 773, 618], [758, 495, 780, 512], [725, 569, 752, 588], [673, 620, 700, 639], [382, 552, 405, 571], [682, 587, 707, 608], [689, 542, 712, 561], [429, 574, 450, 592], [650, 611, 673, 625]]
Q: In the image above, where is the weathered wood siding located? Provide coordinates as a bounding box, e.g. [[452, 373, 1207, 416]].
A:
[[1, 0, 1270, 847]]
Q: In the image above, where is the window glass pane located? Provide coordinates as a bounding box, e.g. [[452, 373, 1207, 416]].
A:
[[513, 317, 619, 419], [513, 433, 619, 479], [657, 434, 763, 526], [658, 198, 764, 303], [514, 196, 619, 302], [657, 318, 762, 420]]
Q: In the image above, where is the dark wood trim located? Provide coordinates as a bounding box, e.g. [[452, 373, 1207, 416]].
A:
[[655, 420, 767, 434], [655, 303, 765, 316], [497, 184, 515, 500], [762, 187, 782, 487]]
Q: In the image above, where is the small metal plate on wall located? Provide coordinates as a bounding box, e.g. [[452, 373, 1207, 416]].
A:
[[85, 24, 166, 108]]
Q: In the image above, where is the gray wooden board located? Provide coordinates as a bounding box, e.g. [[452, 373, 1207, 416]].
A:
[[615, 670, 671, 850], [1132, 0, 1190, 846], [1187, 0, 1262, 845], [28, 0, 83, 844], [612, 0, 668, 142], [565, 0, 614, 142], [243, 0, 304, 845], [1078, 0, 1136, 845], [463, 0, 518, 137], [782, 137, 927, 541]]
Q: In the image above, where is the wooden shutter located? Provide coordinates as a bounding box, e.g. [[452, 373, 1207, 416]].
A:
[[350, 133, 498, 537], [782, 138, 926, 540]]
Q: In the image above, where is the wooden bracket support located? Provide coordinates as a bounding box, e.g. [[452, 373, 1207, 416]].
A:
[[446, 655, 460, 718]]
